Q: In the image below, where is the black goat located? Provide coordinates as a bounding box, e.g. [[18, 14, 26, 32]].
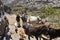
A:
[[23, 24, 49, 40], [47, 27, 60, 40]]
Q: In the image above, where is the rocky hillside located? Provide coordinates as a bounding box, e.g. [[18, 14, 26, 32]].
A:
[[11, 0, 60, 8], [1, 0, 60, 28], [1, 0, 60, 9]]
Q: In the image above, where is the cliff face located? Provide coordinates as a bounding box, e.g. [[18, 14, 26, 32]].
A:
[[1, 0, 8, 4], [14, 0, 60, 8], [1, 0, 60, 8]]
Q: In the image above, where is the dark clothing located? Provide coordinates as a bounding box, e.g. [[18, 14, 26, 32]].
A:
[[16, 16, 20, 22], [16, 15, 21, 28], [15, 28, 18, 33], [21, 13, 27, 22], [4, 16, 9, 27]]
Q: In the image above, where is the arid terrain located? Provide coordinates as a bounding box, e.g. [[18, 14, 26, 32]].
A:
[[5, 14, 60, 40]]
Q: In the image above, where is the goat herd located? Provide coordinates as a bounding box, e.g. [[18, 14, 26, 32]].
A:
[[0, 14, 60, 40]]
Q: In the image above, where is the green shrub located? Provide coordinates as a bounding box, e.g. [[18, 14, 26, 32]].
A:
[[40, 6, 56, 18]]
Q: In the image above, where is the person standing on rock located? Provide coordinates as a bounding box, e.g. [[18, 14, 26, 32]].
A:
[[15, 12, 21, 33], [16, 13, 20, 28]]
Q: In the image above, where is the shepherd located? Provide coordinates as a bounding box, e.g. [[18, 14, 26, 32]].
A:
[[16, 12, 20, 28]]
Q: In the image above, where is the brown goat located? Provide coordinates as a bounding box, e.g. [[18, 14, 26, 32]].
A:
[[18, 28, 27, 40]]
